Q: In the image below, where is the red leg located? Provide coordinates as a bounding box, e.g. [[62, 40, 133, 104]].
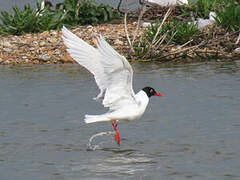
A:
[[112, 120, 120, 146]]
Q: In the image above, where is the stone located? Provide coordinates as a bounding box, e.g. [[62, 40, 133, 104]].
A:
[[50, 30, 58, 36], [87, 25, 93, 29], [234, 47, 240, 54], [3, 41, 12, 47], [39, 55, 51, 61], [33, 60, 40, 64], [3, 60, 11, 64], [39, 41, 46, 46], [54, 49, 61, 55], [114, 39, 124, 46], [41, 31, 49, 36], [22, 56, 28, 59], [47, 37, 57, 43], [3, 48, 13, 53], [33, 41, 39, 46]]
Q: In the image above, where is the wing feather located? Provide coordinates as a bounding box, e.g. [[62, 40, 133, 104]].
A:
[[62, 26, 136, 110], [96, 35, 136, 110], [62, 26, 106, 99]]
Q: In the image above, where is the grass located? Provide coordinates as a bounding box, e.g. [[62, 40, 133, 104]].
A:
[[188, 0, 227, 18], [144, 19, 201, 45], [215, 1, 240, 31], [186, 0, 240, 32], [0, 4, 41, 35], [60, 0, 119, 26], [134, 18, 201, 57], [0, 0, 120, 35], [0, 0, 239, 36], [131, 0, 240, 60]]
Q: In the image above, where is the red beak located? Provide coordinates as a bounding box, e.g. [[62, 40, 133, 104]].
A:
[[154, 93, 162, 97]]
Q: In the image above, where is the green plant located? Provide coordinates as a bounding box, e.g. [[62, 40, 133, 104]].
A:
[[54, 0, 120, 26], [0, 0, 66, 35], [0, 0, 120, 35], [0, 4, 39, 35], [189, 0, 229, 19], [144, 19, 201, 45], [215, 1, 240, 31]]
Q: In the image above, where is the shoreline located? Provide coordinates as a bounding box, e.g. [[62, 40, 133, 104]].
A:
[[0, 21, 240, 65]]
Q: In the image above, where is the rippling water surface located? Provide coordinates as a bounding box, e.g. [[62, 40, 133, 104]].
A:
[[0, 62, 240, 180]]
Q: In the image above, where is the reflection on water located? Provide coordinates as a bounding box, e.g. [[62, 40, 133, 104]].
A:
[[0, 62, 240, 180]]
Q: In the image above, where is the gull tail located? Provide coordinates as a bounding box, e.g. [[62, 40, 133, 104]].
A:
[[84, 114, 110, 124]]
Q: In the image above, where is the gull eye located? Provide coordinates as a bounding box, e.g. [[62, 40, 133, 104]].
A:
[[150, 89, 154, 93]]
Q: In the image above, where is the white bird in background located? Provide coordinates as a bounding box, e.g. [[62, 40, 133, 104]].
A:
[[196, 11, 216, 30], [62, 26, 162, 145], [140, 0, 188, 7], [36, 0, 53, 16]]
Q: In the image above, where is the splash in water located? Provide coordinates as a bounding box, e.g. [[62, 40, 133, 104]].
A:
[[87, 131, 115, 150]]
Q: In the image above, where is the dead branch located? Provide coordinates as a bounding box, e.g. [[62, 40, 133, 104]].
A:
[[132, 4, 147, 45], [124, 0, 134, 53], [75, 0, 82, 20], [117, 0, 123, 13]]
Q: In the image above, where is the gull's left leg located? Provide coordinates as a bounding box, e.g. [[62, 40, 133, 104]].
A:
[[112, 120, 120, 146]]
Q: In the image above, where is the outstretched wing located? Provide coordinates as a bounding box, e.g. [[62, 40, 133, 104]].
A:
[[62, 26, 106, 99], [62, 26, 136, 110]]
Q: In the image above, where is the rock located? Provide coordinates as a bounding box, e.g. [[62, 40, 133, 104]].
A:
[[114, 39, 124, 46], [3, 48, 13, 53], [47, 37, 57, 43], [50, 30, 58, 36], [25, 33, 32, 38], [54, 49, 61, 55], [22, 56, 28, 59], [41, 31, 49, 36], [3, 41, 12, 47], [234, 47, 240, 54], [39, 55, 51, 61], [15, 59, 24, 63], [3, 60, 11, 65], [87, 25, 93, 29], [33, 41, 39, 46], [24, 59, 31, 64], [33, 60, 40, 64], [39, 41, 46, 46]]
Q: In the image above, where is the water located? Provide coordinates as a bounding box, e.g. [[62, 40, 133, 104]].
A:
[[0, 62, 240, 180]]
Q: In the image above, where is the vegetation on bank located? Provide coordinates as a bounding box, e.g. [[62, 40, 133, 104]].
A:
[[130, 0, 240, 60], [0, 0, 120, 35], [183, 0, 240, 31], [0, 0, 240, 63]]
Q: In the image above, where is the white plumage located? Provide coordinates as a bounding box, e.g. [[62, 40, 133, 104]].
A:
[[62, 27, 162, 145], [143, 0, 188, 6], [62, 27, 162, 124]]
